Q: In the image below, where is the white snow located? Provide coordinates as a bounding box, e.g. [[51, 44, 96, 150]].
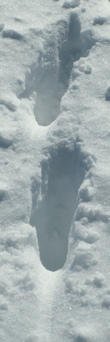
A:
[[0, 0, 110, 341]]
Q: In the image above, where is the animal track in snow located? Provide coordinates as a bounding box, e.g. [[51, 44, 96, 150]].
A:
[[19, 13, 96, 126], [30, 142, 89, 271]]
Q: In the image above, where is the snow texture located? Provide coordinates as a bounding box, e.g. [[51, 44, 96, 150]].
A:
[[0, 0, 110, 341]]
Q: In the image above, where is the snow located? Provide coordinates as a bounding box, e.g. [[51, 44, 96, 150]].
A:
[[1, 0, 110, 341]]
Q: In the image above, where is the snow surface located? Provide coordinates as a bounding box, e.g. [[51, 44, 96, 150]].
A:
[[0, 0, 110, 341]]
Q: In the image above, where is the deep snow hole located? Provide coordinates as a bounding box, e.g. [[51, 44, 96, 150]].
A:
[[30, 146, 85, 271], [19, 13, 95, 126]]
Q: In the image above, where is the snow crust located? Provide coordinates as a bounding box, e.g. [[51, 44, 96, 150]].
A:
[[0, 0, 110, 341]]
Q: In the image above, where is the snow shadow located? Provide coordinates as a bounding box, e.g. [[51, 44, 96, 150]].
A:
[[2, 29, 23, 40], [19, 13, 95, 126], [30, 145, 85, 271]]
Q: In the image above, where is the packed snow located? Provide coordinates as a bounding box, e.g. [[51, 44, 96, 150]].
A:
[[0, 0, 110, 341]]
